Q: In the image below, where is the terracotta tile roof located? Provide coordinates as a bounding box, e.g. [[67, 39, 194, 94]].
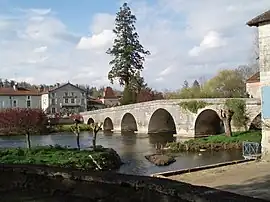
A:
[[103, 87, 117, 99], [247, 10, 270, 27], [246, 72, 260, 83], [0, 87, 42, 96]]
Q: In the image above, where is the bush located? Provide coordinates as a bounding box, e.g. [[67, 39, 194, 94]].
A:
[[179, 101, 209, 113], [0, 108, 47, 135]]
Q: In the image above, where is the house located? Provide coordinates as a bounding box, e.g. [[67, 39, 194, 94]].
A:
[[87, 98, 105, 111], [246, 72, 260, 98], [247, 9, 270, 157], [43, 82, 87, 115], [99, 87, 120, 107], [0, 84, 42, 109]]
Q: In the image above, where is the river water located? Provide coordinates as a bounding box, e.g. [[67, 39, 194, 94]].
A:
[[0, 131, 243, 176]]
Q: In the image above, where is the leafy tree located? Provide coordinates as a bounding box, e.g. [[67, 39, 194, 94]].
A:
[[192, 80, 200, 88], [0, 108, 47, 148], [137, 87, 164, 103], [183, 80, 189, 89], [202, 69, 246, 98], [106, 2, 150, 88]]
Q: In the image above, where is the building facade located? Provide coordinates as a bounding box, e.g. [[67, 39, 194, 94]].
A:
[[246, 72, 261, 98], [45, 82, 87, 115], [99, 87, 120, 107], [247, 10, 270, 157], [0, 86, 41, 109]]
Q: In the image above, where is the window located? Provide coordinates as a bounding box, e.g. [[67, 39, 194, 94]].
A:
[[51, 99, 56, 105], [71, 98, 75, 103], [81, 98, 85, 105], [64, 92, 68, 97], [51, 93, 55, 97], [71, 92, 74, 96], [26, 100, 31, 108], [13, 100, 17, 107], [82, 92, 85, 96], [65, 98, 68, 103], [27, 96, 31, 100], [52, 107, 56, 113]]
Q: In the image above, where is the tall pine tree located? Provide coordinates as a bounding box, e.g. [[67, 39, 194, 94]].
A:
[[106, 3, 150, 88]]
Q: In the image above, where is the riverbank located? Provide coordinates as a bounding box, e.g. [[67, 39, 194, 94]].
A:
[[50, 123, 91, 133], [0, 146, 122, 171], [166, 160, 270, 201], [166, 131, 261, 152]]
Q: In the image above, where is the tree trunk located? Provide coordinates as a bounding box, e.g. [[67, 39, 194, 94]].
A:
[[220, 109, 234, 137], [76, 133, 80, 150], [92, 132, 97, 150], [26, 132, 31, 149]]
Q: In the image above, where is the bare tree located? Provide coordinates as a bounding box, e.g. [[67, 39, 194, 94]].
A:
[[220, 108, 234, 137]]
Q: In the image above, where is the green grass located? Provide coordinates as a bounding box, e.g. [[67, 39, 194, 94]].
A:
[[0, 146, 122, 171], [166, 130, 262, 152]]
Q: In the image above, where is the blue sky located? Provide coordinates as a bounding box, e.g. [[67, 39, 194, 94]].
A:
[[0, 0, 269, 90]]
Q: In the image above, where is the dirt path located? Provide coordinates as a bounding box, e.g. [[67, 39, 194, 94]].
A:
[[168, 161, 270, 201]]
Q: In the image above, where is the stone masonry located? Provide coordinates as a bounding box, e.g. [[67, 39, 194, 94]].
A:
[[247, 10, 270, 157], [81, 98, 261, 138]]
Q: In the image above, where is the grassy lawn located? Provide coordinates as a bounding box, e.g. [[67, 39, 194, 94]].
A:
[[0, 146, 122, 171], [166, 130, 262, 152]]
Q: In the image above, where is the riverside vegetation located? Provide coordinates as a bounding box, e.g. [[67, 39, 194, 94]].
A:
[[166, 131, 261, 152], [0, 108, 122, 171]]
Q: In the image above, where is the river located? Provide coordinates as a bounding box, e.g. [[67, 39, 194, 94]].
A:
[[0, 131, 243, 176]]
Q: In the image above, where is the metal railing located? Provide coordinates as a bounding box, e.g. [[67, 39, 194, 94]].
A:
[[242, 141, 261, 160]]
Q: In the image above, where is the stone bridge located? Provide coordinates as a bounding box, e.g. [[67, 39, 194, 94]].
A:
[[80, 98, 261, 138]]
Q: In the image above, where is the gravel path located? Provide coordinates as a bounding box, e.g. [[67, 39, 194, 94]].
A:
[[168, 160, 270, 201]]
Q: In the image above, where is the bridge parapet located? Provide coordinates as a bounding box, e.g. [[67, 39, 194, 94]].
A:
[[80, 98, 261, 116]]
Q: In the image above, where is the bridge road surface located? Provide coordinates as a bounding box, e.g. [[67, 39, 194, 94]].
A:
[[168, 160, 270, 201]]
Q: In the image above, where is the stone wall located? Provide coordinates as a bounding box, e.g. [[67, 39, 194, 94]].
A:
[[81, 98, 261, 137], [259, 22, 270, 157], [0, 164, 265, 202]]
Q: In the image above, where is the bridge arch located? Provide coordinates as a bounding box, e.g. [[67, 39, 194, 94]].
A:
[[121, 113, 138, 132], [249, 112, 261, 130], [148, 108, 176, 134], [103, 117, 113, 131], [194, 109, 224, 137], [87, 118, 94, 125]]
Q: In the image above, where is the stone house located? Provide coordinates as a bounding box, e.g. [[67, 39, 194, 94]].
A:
[[42, 82, 87, 115], [99, 87, 120, 107], [0, 85, 42, 109], [247, 9, 270, 157], [246, 72, 260, 98]]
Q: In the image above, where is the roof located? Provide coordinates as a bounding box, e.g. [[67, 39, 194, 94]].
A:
[[247, 10, 270, 27], [0, 87, 42, 96], [246, 72, 260, 83], [103, 87, 118, 99], [49, 82, 86, 93]]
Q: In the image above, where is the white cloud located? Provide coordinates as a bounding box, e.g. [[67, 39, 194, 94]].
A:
[[33, 46, 47, 53], [76, 29, 114, 50], [189, 31, 227, 57], [0, 1, 269, 90]]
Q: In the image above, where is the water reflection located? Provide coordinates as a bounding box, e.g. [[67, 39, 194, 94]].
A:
[[0, 132, 243, 176]]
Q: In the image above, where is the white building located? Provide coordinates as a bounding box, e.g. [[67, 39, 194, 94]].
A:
[[0, 86, 41, 109]]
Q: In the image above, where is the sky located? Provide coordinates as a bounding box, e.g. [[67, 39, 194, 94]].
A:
[[0, 0, 269, 91]]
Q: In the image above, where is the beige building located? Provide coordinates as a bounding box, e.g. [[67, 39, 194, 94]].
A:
[[43, 82, 87, 115], [0, 85, 42, 109], [99, 87, 120, 107], [246, 72, 260, 98]]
